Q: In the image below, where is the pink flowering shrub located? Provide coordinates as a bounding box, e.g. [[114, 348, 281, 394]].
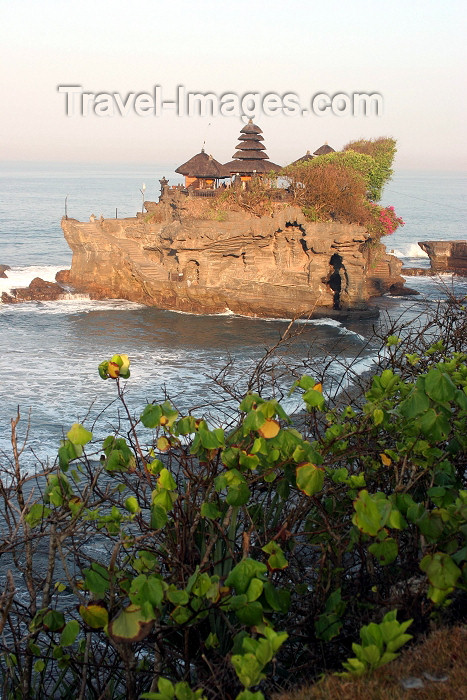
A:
[[366, 202, 405, 237]]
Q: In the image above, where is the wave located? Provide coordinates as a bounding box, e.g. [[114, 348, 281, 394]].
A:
[[0, 264, 68, 295], [389, 243, 429, 259], [0, 297, 147, 315]]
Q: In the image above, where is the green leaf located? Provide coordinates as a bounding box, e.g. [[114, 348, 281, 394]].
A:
[[417, 408, 451, 441], [262, 541, 288, 570], [225, 559, 268, 595], [198, 427, 225, 449], [227, 483, 251, 506], [245, 578, 264, 602], [167, 589, 190, 606], [369, 538, 398, 565], [302, 388, 325, 411], [420, 552, 461, 594], [171, 605, 192, 624], [414, 509, 445, 541], [373, 408, 384, 426], [124, 496, 141, 514], [315, 612, 343, 641], [129, 575, 164, 608], [108, 605, 154, 642], [25, 504, 51, 527], [140, 404, 163, 429], [388, 508, 407, 530], [424, 369, 456, 403], [83, 563, 109, 597], [152, 488, 176, 511], [43, 610, 65, 632], [79, 603, 108, 629], [399, 388, 430, 419], [146, 458, 164, 475], [231, 652, 265, 688], [360, 644, 381, 666], [151, 504, 169, 529], [235, 690, 264, 700], [34, 659, 46, 672], [176, 416, 197, 435], [201, 502, 221, 519], [235, 601, 264, 626], [66, 423, 92, 446], [158, 677, 175, 697], [296, 463, 324, 496], [60, 619, 80, 647], [352, 490, 391, 536], [239, 452, 260, 470], [158, 468, 177, 490]]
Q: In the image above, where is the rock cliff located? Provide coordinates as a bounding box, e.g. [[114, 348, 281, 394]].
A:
[[61, 200, 407, 319]]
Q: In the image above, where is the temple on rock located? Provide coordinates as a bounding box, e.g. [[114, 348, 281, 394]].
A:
[[222, 120, 282, 181], [171, 122, 336, 196]]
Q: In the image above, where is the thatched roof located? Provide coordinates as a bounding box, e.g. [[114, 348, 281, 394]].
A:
[[290, 150, 314, 166], [223, 159, 282, 175], [224, 120, 281, 175], [313, 143, 335, 156], [233, 150, 269, 160], [240, 120, 263, 135], [235, 140, 267, 151], [236, 132, 265, 142], [175, 149, 228, 178]]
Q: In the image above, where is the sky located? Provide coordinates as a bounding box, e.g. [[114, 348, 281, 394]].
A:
[[1, 0, 466, 171]]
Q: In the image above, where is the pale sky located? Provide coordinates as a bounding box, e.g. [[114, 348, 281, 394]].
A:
[[1, 0, 466, 171]]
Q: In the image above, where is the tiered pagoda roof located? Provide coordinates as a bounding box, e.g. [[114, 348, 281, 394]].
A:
[[175, 149, 227, 179], [223, 120, 281, 175]]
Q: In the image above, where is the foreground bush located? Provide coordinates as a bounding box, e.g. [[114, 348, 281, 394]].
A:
[[0, 311, 466, 699]]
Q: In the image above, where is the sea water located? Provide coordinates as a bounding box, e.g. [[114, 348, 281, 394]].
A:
[[0, 164, 466, 467]]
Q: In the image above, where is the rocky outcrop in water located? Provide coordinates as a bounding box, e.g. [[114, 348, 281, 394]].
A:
[[418, 240, 467, 275], [60, 200, 409, 319], [0, 264, 11, 279], [1, 277, 65, 304]]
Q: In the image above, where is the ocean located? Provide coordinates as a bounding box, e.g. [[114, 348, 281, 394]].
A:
[[0, 164, 466, 467]]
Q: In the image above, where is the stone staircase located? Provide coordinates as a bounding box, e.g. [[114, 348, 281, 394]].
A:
[[113, 236, 168, 282], [78, 223, 169, 283]]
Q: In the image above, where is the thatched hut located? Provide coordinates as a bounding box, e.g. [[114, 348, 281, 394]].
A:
[[175, 149, 228, 189]]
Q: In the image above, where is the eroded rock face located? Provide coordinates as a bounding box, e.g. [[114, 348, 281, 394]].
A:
[[60, 202, 407, 318], [418, 241, 467, 275]]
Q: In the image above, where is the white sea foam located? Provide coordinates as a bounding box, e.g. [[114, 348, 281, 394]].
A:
[[308, 317, 366, 342], [309, 318, 342, 327], [0, 265, 67, 296], [390, 243, 429, 259], [0, 296, 146, 314]]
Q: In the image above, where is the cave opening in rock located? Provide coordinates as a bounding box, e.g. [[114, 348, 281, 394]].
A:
[[328, 253, 343, 310]]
